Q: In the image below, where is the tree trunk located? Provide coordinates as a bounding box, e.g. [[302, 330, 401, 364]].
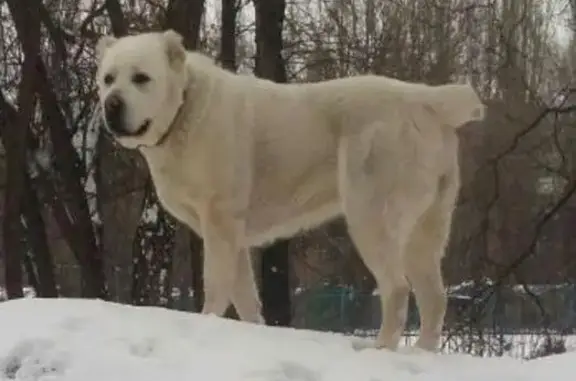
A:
[[254, 0, 288, 83], [164, 0, 206, 312], [34, 59, 109, 299], [253, 0, 291, 326], [2, 0, 42, 299], [21, 174, 58, 297], [129, 1, 208, 308], [220, 0, 238, 72], [164, 0, 205, 50], [189, 232, 204, 311], [0, 90, 58, 299], [130, 181, 176, 307], [104, 0, 128, 36], [217, 0, 241, 319], [6, 1, 110, 299], [97, 1, 146, 302]]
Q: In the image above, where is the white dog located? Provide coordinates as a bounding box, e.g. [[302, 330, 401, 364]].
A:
[[96, 29, 485, 352]]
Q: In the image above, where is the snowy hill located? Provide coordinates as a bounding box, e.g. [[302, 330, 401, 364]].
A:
[[0, 299, 572, 381]]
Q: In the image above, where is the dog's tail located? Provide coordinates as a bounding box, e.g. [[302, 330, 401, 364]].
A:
[[423, 83, 486, 129]]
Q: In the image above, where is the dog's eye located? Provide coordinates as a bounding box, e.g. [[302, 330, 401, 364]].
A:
[[103, 73, 114, 85], [132, 73, 151, 85]]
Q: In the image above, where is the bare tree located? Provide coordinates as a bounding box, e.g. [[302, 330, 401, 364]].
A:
[[1, 0, 42, 299], [164, 0, 207, 312], [220, 0, 239, 72], [253, 0, 291, 326]]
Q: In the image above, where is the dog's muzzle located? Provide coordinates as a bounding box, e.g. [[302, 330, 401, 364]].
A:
[[103, 93, 128, 136], [103, 94, 152, 138]]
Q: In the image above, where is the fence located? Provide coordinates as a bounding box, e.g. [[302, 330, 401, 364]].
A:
[[8, 264, 576, 334], [289, 284, 576, 358], [291, 284, 576, 332], [3, 264, 576, 359]]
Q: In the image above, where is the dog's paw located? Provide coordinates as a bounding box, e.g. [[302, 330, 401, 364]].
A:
[[398, 345, 436, 356]]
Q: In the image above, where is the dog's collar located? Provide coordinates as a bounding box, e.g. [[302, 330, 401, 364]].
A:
[[151, 89, 188, 147]]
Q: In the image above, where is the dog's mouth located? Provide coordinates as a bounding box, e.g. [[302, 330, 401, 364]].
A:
[[103, 118, 151, 139], [134, 119, 151, 136]]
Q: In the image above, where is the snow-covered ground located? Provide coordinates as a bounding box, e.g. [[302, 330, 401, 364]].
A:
[[0, 299, 573, 381], [352, 328, 576, 359]]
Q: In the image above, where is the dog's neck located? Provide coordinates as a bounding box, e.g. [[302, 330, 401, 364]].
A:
[[151, 88, 189, 147]]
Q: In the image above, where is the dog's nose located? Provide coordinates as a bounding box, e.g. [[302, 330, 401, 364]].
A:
[[104, 93, 124, 118], [103, 93, 126, 134]]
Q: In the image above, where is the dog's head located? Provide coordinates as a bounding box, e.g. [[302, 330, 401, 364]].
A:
[[96, 30, 188, 149]]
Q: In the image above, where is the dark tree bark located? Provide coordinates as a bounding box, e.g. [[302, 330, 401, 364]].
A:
[[97, 0, 145, 303], [131, 180, 176, 306], [218, 0, 241, 319], [164, 0, 206, 312], [189, 232, 204, 312], [2, 0, 42, 299], [129, 0, 207, 308], [0, 90, 58, 299], [254, 0, 288, 83], [4, 1, 110, 300], [104, 0, 128, 36], [34, 60, 109, 299], [253, 0, 291, 326], [260, 239, 291, 326], [220, 0, 239, 72], [21, 174, 58, 297], [164, 0, 205, 50]]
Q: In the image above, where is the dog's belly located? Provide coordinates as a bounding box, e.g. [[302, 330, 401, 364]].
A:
[[246, 201, 342, 247], [244, 129, 341, 246], [245, 166, 341, 247]]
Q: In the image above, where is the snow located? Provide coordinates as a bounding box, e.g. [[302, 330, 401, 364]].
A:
[[0, 298, 573, 381]]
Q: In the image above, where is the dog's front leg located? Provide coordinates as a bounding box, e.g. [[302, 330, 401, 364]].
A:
[[199, 202, 244, 318], [231, 248, 264, 324]]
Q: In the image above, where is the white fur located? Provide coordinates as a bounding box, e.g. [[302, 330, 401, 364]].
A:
[[96, 30, 485, 352]]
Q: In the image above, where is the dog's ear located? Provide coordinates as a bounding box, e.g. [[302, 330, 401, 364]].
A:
[[163, 29, 186, 70], [96, 35, 117, 62]]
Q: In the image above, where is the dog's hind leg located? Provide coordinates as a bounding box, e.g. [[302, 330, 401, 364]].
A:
[[346, 215, 412, 351], [404, 169, 459, 352], [338, 132, 433, 351]]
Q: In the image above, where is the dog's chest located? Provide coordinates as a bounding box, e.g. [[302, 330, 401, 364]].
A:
[[155, 161, 207, 199], [142, 150, 209, 232]]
